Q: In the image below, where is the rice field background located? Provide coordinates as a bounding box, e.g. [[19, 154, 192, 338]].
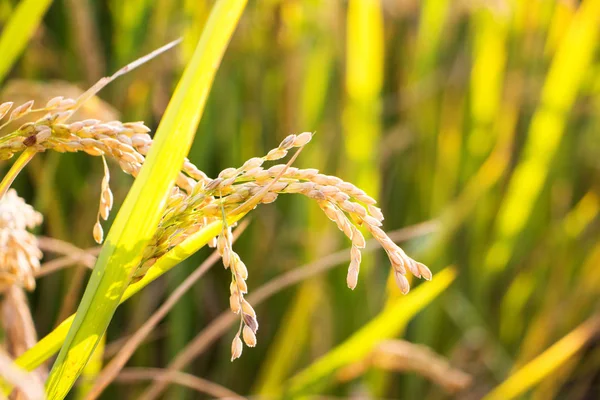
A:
[[1, 0, 600, 399]]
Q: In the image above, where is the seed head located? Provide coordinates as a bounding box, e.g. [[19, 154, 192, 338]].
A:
[[0, 190, 43, 291]]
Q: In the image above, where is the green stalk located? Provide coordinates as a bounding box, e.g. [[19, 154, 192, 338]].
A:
[[0, 148, 36, 198]]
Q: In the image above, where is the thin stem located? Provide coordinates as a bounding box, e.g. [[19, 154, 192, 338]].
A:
[[115, 368, 244, 400], [0, 148, 37, 198], [34, 248, 100, 278], [0, 349, 44, 400]]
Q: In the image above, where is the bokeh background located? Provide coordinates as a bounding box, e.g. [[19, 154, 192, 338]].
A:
[[2, 0, 600, 398]]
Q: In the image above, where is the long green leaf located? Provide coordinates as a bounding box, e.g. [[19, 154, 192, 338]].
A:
[[284, 267, 456, 396], [44, 1, 247, 398], [0, 0, 53, 84]]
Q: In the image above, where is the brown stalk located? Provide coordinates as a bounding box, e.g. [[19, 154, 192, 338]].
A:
[[103, 328, 165, 359], [138, 220, 437, 400], [336, 339, 472, 394], [1, 287, 39, 359], [55, 266, 88, 324], [1, 286, 45, 398], [34, 247, 100, 278], [37, 237, 98, 266], [0, 348, 44, 400], [115, 367, 244, 400], [86, 220, 250, 399]]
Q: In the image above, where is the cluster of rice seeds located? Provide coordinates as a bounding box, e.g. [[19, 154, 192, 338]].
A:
[[147, 173, 424, 295], [0, 97, 78, 131], [169, 164, 431, 294], [364, 220, 432, 293], [215, 131, 313, 187], [179, 132, 314, 219], [0, 101, 151, 169], [0, 101, 173, 243], [186, 131, 314, 211], [129, 132, 316, 276], [1, 108, 430, 295], [276, 179, 430, 293], [38, 120, 150, 174], [216, 225, 258, 360], [93, 157, 114, 244], [0, 97, 79, 160], [132, 130, 431, 293], [0, 189, 43, 291]]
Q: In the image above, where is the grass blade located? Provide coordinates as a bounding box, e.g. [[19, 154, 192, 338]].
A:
[[44, 1, 248, 397], [484, 315, 600, 400], [285, 267, 456, 396], [0, 148, 37, 198], [343, 0, 383, 197], [467, 6, 509, 162], [0, 0, 53, 84]]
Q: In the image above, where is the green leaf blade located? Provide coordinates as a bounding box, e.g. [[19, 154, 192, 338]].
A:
[[0, 0, 53, 84]]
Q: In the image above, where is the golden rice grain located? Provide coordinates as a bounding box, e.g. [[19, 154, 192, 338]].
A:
[[0, 190, 43, 291]]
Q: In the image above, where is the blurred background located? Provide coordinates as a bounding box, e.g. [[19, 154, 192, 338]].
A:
[[1, 0, 600, 398]]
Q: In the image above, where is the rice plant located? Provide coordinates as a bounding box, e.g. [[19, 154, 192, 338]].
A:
[[0, 0, 599, 399]]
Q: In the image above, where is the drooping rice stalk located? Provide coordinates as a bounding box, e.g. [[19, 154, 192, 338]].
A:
[[1, 123, 431, 367]]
